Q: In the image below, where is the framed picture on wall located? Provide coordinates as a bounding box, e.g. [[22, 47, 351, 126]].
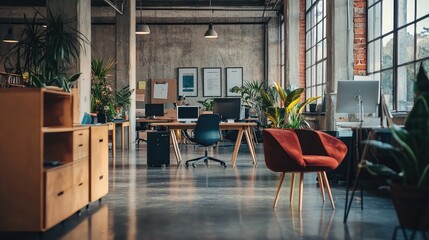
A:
[[226, 67, 243, 96], [203, 67, 222, 97], [178, 67, 198, 97]]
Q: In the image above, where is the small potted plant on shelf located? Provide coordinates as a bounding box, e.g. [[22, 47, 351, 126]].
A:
[[360, 64, 429, 233]]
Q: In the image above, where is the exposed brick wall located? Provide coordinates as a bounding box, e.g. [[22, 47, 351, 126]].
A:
[[354, 0, 367, 75], [299, 0, 306, 88]]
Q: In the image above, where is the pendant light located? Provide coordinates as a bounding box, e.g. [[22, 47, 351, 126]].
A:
[[204, 0, 218, 39], [3, 26, 18, 43], [136, 0, 150, 34]]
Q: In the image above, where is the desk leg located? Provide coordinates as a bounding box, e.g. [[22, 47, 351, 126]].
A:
[[112, 125, 116, 158], [121, 124, 125, 151], [127, 126, 130, 150], [231, 130, 244, 167], [244, 128, 257, 166], [170, 129, 182, 164]]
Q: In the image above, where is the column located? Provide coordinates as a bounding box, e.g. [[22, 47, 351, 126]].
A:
[[115, 0, 137, 150]]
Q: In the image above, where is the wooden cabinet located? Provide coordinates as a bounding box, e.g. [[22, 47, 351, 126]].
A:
[[89, 125, 109, 202], [0, 88, 105, 232]]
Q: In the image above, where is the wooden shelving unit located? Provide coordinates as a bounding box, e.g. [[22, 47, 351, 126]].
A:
[[0, 88, 108, 232]]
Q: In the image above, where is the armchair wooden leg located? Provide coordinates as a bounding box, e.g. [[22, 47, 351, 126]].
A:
[[273, 172, 285, 208], [318, 172, 326, 202], [299, 172, 304, 211], [322, 171, 335, 209], [290, 173, 295, 203]]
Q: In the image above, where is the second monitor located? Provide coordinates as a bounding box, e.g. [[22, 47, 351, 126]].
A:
[[145, 103, 164, 118], [213, 97, 242, 122], [176, 105, 200, 122]]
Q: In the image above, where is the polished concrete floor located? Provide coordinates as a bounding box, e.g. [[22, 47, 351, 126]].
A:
[[1, 141, 415, 239]]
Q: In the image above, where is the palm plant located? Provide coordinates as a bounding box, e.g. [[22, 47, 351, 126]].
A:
[[91, 58, 116, 118], [4, 9, 89, 92], [230, 80, 265, 119], [261, 82, 320, 129]]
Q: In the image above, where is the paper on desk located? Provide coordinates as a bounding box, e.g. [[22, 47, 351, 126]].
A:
[[154, 82, 168, 99]]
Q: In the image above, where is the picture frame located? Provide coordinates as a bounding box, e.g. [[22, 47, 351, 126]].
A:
[[178, 67, 198, 97], [226, 67, 243, 97], [203, 67, 222, 97]]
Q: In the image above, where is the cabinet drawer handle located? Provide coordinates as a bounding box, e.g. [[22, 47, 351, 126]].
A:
[[99, 139, 104, 143], [78, 133, 83, 136], [57, 191, 64, 196], [78, 144, 83, 147], [99, 175, 103, 180], [78, 182, 83, 186]]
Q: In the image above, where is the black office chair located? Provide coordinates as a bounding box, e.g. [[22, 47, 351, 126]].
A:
[[185, 114, 227, 168]]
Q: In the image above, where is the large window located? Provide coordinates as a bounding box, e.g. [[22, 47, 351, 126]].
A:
[[305, 0, 327, 105], [367, 0, 429, 111]]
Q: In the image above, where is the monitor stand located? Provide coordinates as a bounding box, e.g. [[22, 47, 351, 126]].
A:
[[226, 119, 235, 123]]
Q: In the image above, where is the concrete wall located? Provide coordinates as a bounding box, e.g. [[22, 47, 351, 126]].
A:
[[91, 20, 279, 105]]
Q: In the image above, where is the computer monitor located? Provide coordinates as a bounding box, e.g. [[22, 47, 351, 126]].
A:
[[336, 80, 380, 114], [176, 106, 200, 123], [213, 97, 242, 121], [145, 103, 164, 117]]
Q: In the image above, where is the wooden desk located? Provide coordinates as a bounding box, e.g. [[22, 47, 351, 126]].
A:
[[136, 117, 176, 123], [150, 122, 258, 167]]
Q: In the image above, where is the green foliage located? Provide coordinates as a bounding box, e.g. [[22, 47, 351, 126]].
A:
[[197, 98, 214, 111], [115, 85, 134, 110], [261, 82, 320, 129], [91, 58, 134, 120], [230, 80, 265, 119], [361, 64, 429, 187], [91, 58, 116, 118], [4, 8, 89, 92]]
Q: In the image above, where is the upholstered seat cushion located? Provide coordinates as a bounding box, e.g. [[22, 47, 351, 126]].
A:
[[303, 155, 340, 171]]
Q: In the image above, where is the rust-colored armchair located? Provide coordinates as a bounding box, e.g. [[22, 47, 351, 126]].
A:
[[263, 129, 347, 211]]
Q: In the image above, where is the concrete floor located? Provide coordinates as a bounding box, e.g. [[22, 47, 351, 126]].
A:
[[1, 141, 414, 239]]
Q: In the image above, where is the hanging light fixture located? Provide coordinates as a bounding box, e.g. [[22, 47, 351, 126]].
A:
[[136, 0, 150, 35], [204, 0, 218, 39], [3, 26, 18, 43]]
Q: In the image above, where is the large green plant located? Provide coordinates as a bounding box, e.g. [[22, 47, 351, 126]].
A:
[[261, 82, 320, 128], [361, 65, 429, 187], [91, 58, 116, 118], [4, 9, 88, 92], [230, 80, 265, 119]]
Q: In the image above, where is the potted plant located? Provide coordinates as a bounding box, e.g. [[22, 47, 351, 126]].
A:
[[230, 80, 265, 119], [4, 9, 89, 92], [91, 58, 116, 122], [360, 64, 429, 232], [197, 98, 214, 113], [260, 82, 320, 129], [115, 85, 134, 120]]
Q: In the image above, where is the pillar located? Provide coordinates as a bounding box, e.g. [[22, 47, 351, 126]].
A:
[[116, 0, 137, 150]]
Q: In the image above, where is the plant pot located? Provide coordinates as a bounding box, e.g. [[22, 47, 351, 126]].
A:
[[390, 183, 429, 231]]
